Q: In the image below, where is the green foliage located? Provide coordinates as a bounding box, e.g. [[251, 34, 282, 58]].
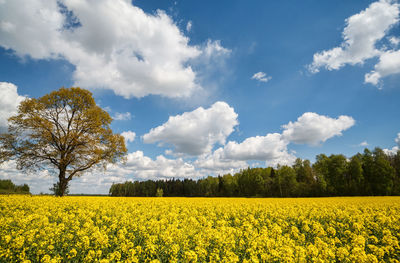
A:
[[155, 188, 164, 197], [347, 155, 364, 195], [0, 179, 30, 194], [49, 182, 70, 196]]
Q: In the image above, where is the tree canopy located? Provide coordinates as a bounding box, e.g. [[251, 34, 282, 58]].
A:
[[0, 87, 127, 196]]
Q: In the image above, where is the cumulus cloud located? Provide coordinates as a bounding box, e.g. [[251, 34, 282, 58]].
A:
[[309, 0, 400, 85], [222, 133, 296, 166], [145, 110, 354, 169], [0, 82, 26, 132], [281, 112, 355, 146], [384, 146, 399, 155], [112, 151, 202, 180], [200, 112, 355, 167], [121, 131, 136, 143], [359, 141, 369, 147], [194, 148, 248, 175], [143, 101, 238, 155], [365, 49, 400, 85], [113, 112, 131, 121], [251, 72, 271, 82], [0, 0, 229, 98], [309, 0, 399, 73]]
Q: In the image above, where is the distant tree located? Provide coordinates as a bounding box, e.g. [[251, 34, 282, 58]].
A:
[[182, 178, 197, 196], [0, 179, 15, 191], [143, 180, 157, 197], [347, 154, 363, 195], [392, 150, 400, 195], [0, 179, 30, 194], [327, 154, 348, 195], [313, 154, 330, 195], [259, 167, 272, 197], [19, 184, 30, 193], [49, 182, 69, 196], [156, 188, 164, 197], [0, 87, 127, 197], [371, 148, 395, 195], [276, 165, 297, 197], [293, 158, 314, 196], [362, 148, 375, 195], [220, 173, 238, 197]]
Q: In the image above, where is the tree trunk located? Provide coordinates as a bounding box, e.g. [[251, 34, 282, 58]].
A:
[[58, 168, 68, 197]]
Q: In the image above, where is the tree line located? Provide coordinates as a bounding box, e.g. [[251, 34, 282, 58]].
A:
[[0, 179, 30, 195], [109, 147, 400, 197]]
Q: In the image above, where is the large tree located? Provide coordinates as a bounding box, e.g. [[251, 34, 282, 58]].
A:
[[0, 87, 127, 196]]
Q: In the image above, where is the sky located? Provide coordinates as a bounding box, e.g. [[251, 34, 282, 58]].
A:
[[1, 0, 400, 194]]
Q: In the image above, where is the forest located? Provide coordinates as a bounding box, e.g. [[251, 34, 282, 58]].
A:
[[109, 147, 400, 197]]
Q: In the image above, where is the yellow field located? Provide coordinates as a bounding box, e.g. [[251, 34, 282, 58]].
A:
[[0, 196, 399, 263]]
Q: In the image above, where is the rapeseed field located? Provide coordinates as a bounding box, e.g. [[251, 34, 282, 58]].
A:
[[0, 196, 399, 262]]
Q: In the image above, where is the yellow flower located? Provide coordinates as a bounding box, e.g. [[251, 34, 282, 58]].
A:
[[4, 235, 12, 243], [1, 195, 400, 262], [67, 248, 77, 259]]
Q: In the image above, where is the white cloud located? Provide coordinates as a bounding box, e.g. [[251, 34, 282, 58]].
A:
[[146, 111, 354, 170], [121, 130, 136, 143], [192, 112, 354, 168], [110, 151, 202, 180], [383, 133, 400, 156], [222, 133, 296, 166], [186, 20, 192, 32], [0, 0, 63, 59], [359, 141, 369, 147], [0, 0, 229, 99], [113, 112, 131, 121], [281, 112, 355, 146], [194, 148, 248, 175], [384, 146, 399, 155], [201, 39, 231, 59], [69, 172, 127, 194], [251, 72, 271, 82], [143, 101, 238, 155], [0, 82, 26, 132], [309, 0, 399, 73], [200, 111, 355, 167], [389, 36, 400, 46], [365, 49, 400, 85]]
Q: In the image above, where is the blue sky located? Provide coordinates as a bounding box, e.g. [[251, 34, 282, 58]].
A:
[[1, 0, 400, 194]]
